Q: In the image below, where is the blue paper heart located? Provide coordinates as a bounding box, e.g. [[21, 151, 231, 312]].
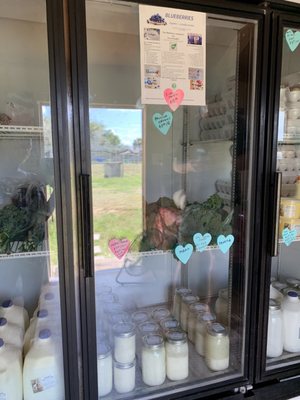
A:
[[286, 29, 300, 52], [152, 112, 173, 135], [175, 244, 193, 264], [193, 233, 212, 252], [282, 227, 297, 246], [217, 234, 234, 254]]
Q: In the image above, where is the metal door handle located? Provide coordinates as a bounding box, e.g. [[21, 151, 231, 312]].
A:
[[271, 172, 282, 257], [79, 173, 93, 278]]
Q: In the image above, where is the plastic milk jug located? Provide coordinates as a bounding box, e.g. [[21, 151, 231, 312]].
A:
[[0, 317, 24, 349], [33, 292, 59, 318], [282, 290, 300, 352], [24, 309, 54, 355], [23, 329, 64, 400], [0, 299, 29, 331], [0, 338, 23, 400]]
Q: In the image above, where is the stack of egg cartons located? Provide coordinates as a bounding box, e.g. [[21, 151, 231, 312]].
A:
[[284, 85, 300, 142], [0, 298, 28, 399]]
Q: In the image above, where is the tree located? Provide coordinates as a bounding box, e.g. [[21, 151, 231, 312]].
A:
[[102, 129, 121, 146], [133, 138, 142, 148]]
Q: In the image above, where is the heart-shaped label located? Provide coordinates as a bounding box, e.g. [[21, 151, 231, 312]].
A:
[[163, 88, 184, 111], [175, 243, 193, 264], [193, 233, 212, 252], [282, 227, 297, 246], [152, 112, 173, 135], [217, 234, 234, 254], [286, 29, 300, 52], [108, 238, 131, 259]]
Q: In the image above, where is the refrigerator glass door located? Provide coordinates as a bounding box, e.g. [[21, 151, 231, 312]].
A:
[[85, 1, 257, 397], [0, 1, 65, 398], [267, 25, 300, 371]]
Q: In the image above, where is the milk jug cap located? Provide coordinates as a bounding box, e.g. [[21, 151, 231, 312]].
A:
[[288, 290, 298, 298], [0, 338, 4, 348], [39, 328, 51, 339], [2, 299, 13, 308], [0, 318, 7, 326], [37, 309, 48, 318], [44, 292, 55, 301]]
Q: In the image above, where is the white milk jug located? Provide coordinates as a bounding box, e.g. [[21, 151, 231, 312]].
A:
[[282, 290, 300, 352], [24, 309, 54, 355], [0, 338, 23, 400], [0, 299, 29, 331], [33, 293, 59, 318], [23, 329, 64, 400], [0, 317, 24, 349]]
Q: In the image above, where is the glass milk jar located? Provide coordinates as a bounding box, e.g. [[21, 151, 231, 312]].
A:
[[267, 299, 283, 358], [173, 288, 192, 321], [114, 359, 136, 394], [142, 334, 166, 386], [180, 295, 199, 332], [113, 322, 136, 363], [152, 307, 171, 322], [195, 312, 216, 356], [205, 323, 229, 371], [160, 317, 179, 333], [214, 288, 229, 326], [97, 343, 113, 397], [187, 303, 210, 343], [166, 330, 189, 381]]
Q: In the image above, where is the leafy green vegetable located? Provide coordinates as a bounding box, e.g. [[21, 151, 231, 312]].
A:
[[178, 194, 232, 245]]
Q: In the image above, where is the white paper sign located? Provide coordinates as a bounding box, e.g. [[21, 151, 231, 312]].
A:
[[139, 5, 206, 107]]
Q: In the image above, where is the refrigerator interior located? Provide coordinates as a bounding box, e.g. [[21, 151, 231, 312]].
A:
[[87, 2, 256, 398], [268, 27, 300, 370]]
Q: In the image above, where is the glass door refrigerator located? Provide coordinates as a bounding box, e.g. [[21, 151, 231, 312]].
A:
[[0, 1, 82, 400], [72, 1, 265, 399], [255, 5, 300, 399]]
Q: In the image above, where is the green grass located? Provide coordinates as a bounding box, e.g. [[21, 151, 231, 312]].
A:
[[47, 163, 142, 270]]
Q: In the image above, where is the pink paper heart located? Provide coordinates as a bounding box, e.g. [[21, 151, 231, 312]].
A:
[[164, 89, 184, 111], [108, 238, 131, 259]]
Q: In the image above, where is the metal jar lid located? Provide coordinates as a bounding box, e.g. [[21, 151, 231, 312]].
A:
[[198, 311, 216, 323], [114, 358, 136, 369], [160, 318, 179, 331], [166, 330, 187, 345], [286, 278, 300, 288], [108, 312, 131, 326], [189, 302, 210, 314], [113, 322, 135, 338], [182, 295, 199, 305], [175, 288, 192, 296], [207, 322, 228, 337], [98, 342, 112, 359], [269, 299, 281, 311], [272, 281, 288, 291], [131, 311, 148, 324], [142, 334, 164, 349], [138, 322, 160, 335], [152, 307, 171, 321]]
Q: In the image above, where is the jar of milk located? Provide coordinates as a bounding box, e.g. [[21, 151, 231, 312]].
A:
[[114, 359, 136, 394], [187, 303, 210, 343], [97, 343, 112, 397], [195, 312, 216, 356], [205, 322, 229, 371], [113, 322, 136, 363], [173, 288, 192, 321], [152, 307, 171, 322], [142, 334, 166, 386], [214, 288, 229, 326], [282, 290, 300, 352], [131, 311, 149, 325], [160, 317, 179, 333], [267, 299, 283, 358], [166, 330, 188, 381], [180, 295, 199, 332]]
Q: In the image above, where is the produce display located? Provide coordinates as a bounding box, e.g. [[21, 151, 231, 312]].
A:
[[0, 183, 51, 254], [140, 193, 232, 252]]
